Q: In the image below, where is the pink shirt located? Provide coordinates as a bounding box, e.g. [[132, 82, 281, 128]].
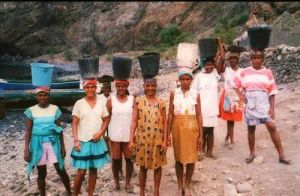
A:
[[232, 66, 278, 96]]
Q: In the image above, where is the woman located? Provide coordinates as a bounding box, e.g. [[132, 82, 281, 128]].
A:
[[106, 79, 134, 192], [71, 79, 110, 196], [24, 86, 71, 196], [219, 49, 244, 149], [191, 40, 225, 159], [232, 50, 291, 164], [167, 71, 203, 196], [129, 78, 168, 196]]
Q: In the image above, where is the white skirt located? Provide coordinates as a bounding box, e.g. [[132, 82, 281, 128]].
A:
[[203, 116, 218, 127]]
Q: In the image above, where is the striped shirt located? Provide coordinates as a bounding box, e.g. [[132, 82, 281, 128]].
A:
[[232, 66, 278, 96]]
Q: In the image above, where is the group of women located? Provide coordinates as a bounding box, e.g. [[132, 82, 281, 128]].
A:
[[24, 40, 291, 196]]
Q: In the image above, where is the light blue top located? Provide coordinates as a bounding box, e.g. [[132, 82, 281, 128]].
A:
[[24, 104, 64, 175]]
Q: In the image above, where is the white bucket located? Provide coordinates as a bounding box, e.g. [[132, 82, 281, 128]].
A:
[[176, 43, 199, 69]]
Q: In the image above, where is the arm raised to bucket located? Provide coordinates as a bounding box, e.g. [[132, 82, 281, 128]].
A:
[[214, 37, 226, 75]]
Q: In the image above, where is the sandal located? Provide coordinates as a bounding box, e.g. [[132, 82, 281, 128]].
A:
[[279, 157, 291, 165], [245, 155, 256, 164]]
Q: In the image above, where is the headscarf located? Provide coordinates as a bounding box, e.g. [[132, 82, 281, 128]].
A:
[[83, 79, 97, 87], [35, 86, 50, 94], [114, 79, 129, 86]]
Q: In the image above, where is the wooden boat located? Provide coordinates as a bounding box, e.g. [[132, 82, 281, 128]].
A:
[[1, 89, 85, 109], [0, 79, 80, 90]]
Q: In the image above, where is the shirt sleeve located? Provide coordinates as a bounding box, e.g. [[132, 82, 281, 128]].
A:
[[72, 101, 80, 118], [191, 74, 199, 91], [55, 107, 62, 120], [24, 108, 33, 120]]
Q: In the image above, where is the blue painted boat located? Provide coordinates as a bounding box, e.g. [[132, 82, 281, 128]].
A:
[[0, 79, 80, 90], [1, 89, 85, 109]]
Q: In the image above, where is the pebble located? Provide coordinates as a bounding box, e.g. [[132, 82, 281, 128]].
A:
[[2, 179, 9, 187], [245, 175, 252, 181], [226, 177, 234, 183], [224, 183, 238, 196], [236, 182, 252, 193], [231, 162, 241, 168]]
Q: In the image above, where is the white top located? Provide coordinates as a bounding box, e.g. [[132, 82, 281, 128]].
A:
[[108, 95, 134, 142], [223, 67, 243, 89], [191, 69, 220, 117], [72, 98, 109, 142], [173, 88, 198, 115], [97, 93, 109, 102]]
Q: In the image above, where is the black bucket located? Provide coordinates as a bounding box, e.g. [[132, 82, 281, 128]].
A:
[[247, 26, 271, 50], [138, 52, 160, 78], [227, 45, 246, 53], [198, 39, 218, 58], [112, 56, 132, 80], [78, 57, 99, 79]]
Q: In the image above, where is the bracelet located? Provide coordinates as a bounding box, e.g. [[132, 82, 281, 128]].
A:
[[74, 140, 79, 142]]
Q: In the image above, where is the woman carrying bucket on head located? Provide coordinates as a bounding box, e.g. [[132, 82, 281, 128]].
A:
[[191, 38, 225, 159], [167, 43, 203, 196], [129, 52, 168, 196], [71, 79, 110, 196], [24, 86, 71, 196], [218, 46, 245, 150], [232, 26, 291, 165], [106, 56, 134, 193]]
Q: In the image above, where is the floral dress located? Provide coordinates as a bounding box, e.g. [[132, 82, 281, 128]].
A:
[[133, 96, 167, 169]]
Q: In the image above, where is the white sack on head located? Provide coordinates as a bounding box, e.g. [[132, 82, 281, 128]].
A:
[[176, 43, 199, 69]]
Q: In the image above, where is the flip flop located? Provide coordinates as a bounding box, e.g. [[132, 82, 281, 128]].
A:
[[279, 157, 291, 165], [245, 155, 256, 164]]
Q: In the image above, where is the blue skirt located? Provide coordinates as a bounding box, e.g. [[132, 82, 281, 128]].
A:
[[71, 138, 109, 169]]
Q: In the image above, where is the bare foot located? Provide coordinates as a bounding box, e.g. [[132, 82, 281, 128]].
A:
[[125, 184, 134, 193], [228, 143, 235, 150], [206, 153, 218, 159], [279, 156, 291, 165]]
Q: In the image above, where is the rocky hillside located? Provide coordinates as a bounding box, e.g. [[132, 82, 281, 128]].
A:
[[0, 2, 299, 58]]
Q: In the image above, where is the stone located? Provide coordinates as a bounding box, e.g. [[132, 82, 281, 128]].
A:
[[224, 183, 238, 196], [231, 162, 241, 168], [2, 179, 9, 187], [245, 175, 252, 181], [133, 185, 140, 194], [226, 177, 234, 183], [253, 156, 264, 164], [236, 182, 252, 193]]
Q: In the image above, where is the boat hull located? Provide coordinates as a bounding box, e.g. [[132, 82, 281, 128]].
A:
[[0, 80, 80, 90]]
